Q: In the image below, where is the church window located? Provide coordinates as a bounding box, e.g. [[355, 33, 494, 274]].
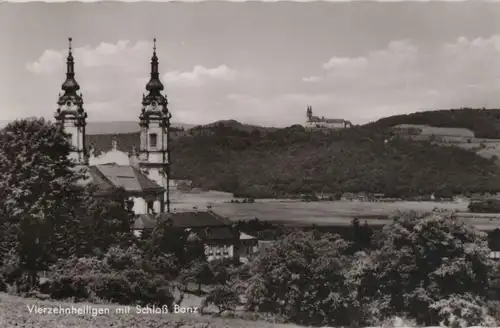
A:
[[149, 133, 158, 148]]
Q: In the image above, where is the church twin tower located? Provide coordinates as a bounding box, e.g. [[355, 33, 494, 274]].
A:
[[55, 37, 171, 211]]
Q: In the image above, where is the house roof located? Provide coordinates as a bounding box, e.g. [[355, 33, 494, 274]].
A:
[[240, 232, 256, 240], [165, 211, 234, 228], [196, 226, 238, 241], [135, 211, 233, 230], [94, 164, 164, 194]]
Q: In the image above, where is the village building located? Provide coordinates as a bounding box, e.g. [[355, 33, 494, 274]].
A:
[[304, 105, 353, 130], [133, 209, 256, 262], [54, 37, 258, 261]]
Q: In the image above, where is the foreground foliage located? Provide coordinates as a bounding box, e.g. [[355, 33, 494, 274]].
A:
[[244, 212, 498, 327]]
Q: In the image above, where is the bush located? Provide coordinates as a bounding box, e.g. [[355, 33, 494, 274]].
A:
[[429, 294, 496, 327], [202, 284, 240, 314], [47, 248, 174, 307]]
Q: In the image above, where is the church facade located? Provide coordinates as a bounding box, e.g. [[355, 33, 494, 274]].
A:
[[304, 105, 353, 130], [54, 38, 258, 262], [55, 38, 170, 215]]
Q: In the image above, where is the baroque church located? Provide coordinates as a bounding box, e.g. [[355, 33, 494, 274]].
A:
[[53, 38, 259, 261], [55, 37, 170, 216], [304, 105, 353, 130]]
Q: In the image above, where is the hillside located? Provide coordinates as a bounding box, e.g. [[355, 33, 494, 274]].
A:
[[170, 122, 500, 199], [368, 108, 500, 139]]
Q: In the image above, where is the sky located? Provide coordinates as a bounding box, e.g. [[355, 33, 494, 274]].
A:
[[2, 2, 500, 127]]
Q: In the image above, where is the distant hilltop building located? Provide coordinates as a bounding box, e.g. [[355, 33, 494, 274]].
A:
[[304, 105, 353, 130]]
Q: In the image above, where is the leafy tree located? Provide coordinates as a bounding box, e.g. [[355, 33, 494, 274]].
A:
[[141, 219, 189, 267], [180, 260, 214, 294], [348, 218, 373, 254], [79, 187, 135, 255], [0, 118, 85, 287], [369, 211, 494, 325], [245, 230, 360, 327], [202, 284, 240, 314]]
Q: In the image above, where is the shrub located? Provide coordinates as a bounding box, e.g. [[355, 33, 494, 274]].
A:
[[202, 284, 240, 314], [47, 248, 174, 307], [429, 293, 496, 328]]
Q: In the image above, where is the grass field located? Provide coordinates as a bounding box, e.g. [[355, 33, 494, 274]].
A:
[[171, 190, 500, 230]]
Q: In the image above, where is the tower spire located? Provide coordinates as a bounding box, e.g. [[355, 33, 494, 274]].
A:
[[145, 37, 164, 93], [55, 37, 87, 165], [61, 37, 80, 94]]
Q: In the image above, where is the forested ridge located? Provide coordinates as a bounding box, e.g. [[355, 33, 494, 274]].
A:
[[171, 118, 500, 198], [367, 108, 500, 138]]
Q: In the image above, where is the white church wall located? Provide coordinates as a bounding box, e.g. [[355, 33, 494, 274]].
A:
[[89, 150, 132, 166]]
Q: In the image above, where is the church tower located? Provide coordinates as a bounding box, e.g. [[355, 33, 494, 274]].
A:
[[54, 37, 88, 165], [306, 105, 313, 122], [138, 38, 172, 213]]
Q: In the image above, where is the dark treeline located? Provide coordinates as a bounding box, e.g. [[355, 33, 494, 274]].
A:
[[367, 107, 500, 138]]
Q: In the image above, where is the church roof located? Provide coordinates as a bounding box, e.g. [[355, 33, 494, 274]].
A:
[[77, 164, 164, 195], [94, 164, 164, 194], [86, 133, 139, 156], [309, 116, 347, 124]]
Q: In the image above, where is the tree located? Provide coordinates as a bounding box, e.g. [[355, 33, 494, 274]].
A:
[[369, 211, 494, 325], [0, 118, 85, 288], [349, 218, 373, 254], [180, 260, 214, 294], [202, 284, 240, 314], [79, 187, 135, 255], [245, 230, 359, 327]]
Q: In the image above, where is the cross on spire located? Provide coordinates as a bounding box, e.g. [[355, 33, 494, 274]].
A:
[[68, 37, 72, 54], [153, 37, 156, 54]]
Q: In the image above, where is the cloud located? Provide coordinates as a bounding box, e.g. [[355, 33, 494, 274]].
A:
[[25, 40, 241, 122], [297, 36, 500, 123], [21, 35, 500, 127], [27, 40, 153, 75], [302, 76, 322, 83], [26, 50, 65, 74], [163, 65, 238, 87]]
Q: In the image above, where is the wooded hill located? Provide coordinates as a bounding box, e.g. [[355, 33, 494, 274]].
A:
[[367, 108, 500, 139], [170, 112, 500, 198]]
